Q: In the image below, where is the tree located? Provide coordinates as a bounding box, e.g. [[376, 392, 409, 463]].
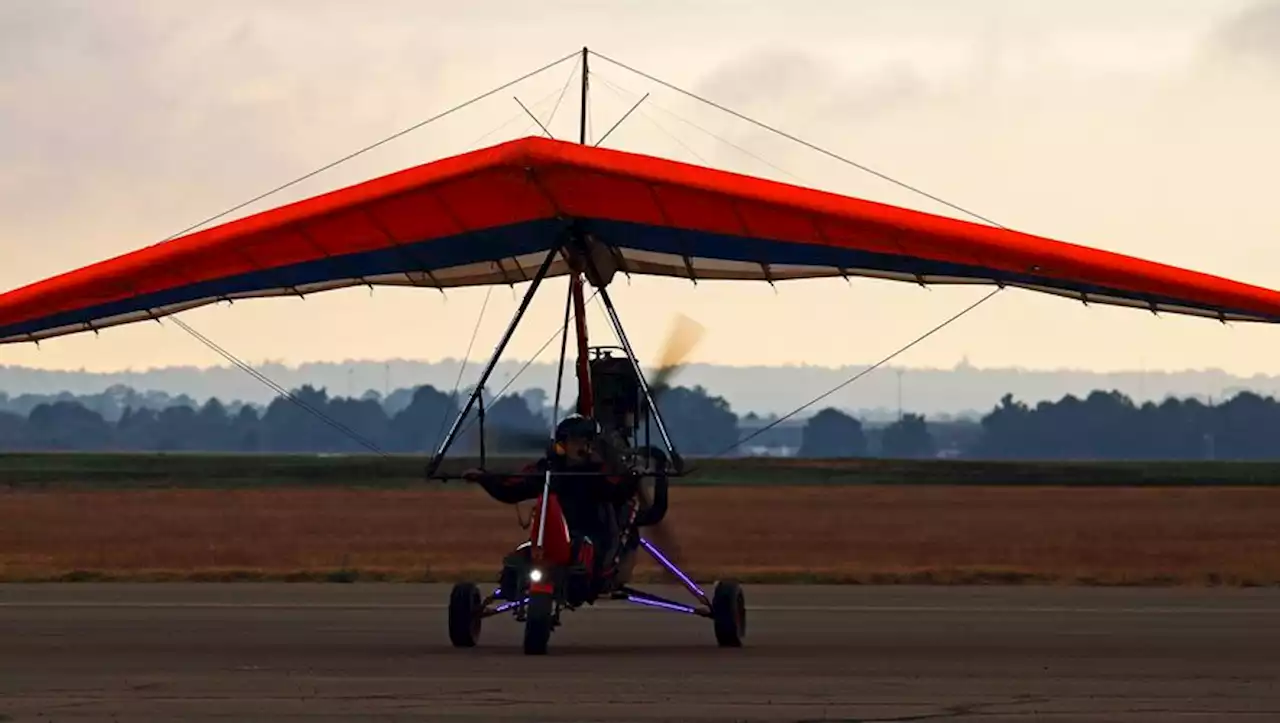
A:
[[970, 393, 1033, 459], [798, 408, 866, 458], [115, 406, 160, 451], [0, 410, 26, 451], [230, 405, 262, 452], [651, 385, 739, 456], [485, 394, 548, 453], [260, 386, 341, 452], [966, 389, 1280, 461], [24, 401, 114, 451], [388, 385, 459, 453], [195, 398, 235, 451], [382, 387, 416, 416], [323, 396, 391, 454], [1215, 391, 1280, 460], [879, 413, 936, 459], [519, 388, 548, 419]]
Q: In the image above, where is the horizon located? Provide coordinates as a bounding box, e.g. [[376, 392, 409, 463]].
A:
[[7, 355, 1280, 377], [5, 354, 1278, 422]]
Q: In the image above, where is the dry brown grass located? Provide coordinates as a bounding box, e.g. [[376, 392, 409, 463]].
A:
[[2, 485, 1279, 585]]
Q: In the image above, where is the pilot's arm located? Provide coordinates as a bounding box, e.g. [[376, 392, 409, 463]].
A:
[[598, 471, 643, 505], [464, 460, 545, 504]]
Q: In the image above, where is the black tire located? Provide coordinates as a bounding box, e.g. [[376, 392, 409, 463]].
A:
[[498, 566, 519, 601], [711, 579, 746, 647], [523, 592, 555, 655], [448, 582, 482, 648]]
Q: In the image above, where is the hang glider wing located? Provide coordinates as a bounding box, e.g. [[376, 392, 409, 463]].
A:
[[3, 135, 1280, 344]]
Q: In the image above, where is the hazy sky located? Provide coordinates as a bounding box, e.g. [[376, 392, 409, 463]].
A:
[[3, 0, 1280, 378]]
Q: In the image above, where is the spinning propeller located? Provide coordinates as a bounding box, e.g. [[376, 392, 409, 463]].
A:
[[647, 313, 705, 401], [634, 313, 705, 572]]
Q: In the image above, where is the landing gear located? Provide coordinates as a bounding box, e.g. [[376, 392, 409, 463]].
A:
[[447, 582, 483, 647], [444, 538, 747, 653], [711, 579, 746, 647], [523, 592, 556, 655]]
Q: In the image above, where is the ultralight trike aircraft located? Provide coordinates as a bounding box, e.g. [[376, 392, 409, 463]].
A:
[[3, 48, 1280, 655]]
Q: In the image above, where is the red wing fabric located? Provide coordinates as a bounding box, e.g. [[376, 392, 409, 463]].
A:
[[3, 135, 1279, 344]]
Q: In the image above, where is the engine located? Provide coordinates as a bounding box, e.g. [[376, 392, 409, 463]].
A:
[[588, 346, 644, 443], [584, 345, 678, 477]]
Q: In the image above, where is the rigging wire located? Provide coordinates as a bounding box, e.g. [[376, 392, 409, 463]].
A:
[[466, 73, 576, 150], [434, 286, 495, 449], [167, 316, 389, 456], [589, 50, 1007, 230], [593, 72, 805, 185], [594, 91, 649, 148], [452, 286, 603, 442], [515, 97, 555, 139], [543, 54, 581, 131], [592, 74, 708, 164], [704, 287, 1002, 460]]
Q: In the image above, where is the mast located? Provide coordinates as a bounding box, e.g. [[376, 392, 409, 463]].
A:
[[578, 46, 589, 145], [572, 47, 594, 416]]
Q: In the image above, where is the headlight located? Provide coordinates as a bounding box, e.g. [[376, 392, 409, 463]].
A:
[[529, 568, 543, 583]]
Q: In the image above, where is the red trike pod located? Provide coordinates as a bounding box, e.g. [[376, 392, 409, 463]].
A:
[[527, 492, 573, 573]]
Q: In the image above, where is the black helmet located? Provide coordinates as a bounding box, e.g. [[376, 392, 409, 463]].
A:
[[554, 413, 599, 442]]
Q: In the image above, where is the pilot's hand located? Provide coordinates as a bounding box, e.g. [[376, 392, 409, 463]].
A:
[[648, 447, 669, 469]]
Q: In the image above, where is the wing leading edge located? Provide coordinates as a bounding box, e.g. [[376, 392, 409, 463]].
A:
[[2, 135, 1279, 344]]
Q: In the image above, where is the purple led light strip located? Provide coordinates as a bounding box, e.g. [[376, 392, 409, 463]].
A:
[[625, 595, 698, 614], [640, 537, 707, 604], [492, 597, 529, 613]]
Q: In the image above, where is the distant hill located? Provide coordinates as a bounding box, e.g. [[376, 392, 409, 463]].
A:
[[4, 358, 1277, 420]]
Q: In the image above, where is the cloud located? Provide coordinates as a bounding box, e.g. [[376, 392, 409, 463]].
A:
[[694, 48, 930, 124], [1202, 0, 1280, 72], [0, 3, 457, 184], [0, 1, 470, 283]]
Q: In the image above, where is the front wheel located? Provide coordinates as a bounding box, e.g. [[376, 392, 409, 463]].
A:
[[448, 582, 483, 647], [523, 592, 555, 655], [711, 579, 745, 647]]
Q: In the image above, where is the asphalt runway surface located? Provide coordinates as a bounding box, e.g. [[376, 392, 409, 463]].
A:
[[2, 584, 1278, 722]]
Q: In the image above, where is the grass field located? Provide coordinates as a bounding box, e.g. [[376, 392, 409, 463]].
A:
[[3, 485, 1278, 585], [4, 452, 1280, 488]]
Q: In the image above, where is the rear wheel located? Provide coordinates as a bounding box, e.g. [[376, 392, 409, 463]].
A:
[[448, 582, 482, 648], [711, 580, 745, 647], [523, 592, 555, 655]]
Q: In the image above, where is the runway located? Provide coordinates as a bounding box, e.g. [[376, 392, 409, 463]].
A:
[[2, 584, 1278, 721]]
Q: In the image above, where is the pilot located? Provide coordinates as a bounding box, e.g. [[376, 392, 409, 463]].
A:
[[462, 413, 637, 578]]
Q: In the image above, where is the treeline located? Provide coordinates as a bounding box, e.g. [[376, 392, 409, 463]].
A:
[[1, 385, 1279, 460], [0, 384, 742, 457], [799, 390, 1280, 460]]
